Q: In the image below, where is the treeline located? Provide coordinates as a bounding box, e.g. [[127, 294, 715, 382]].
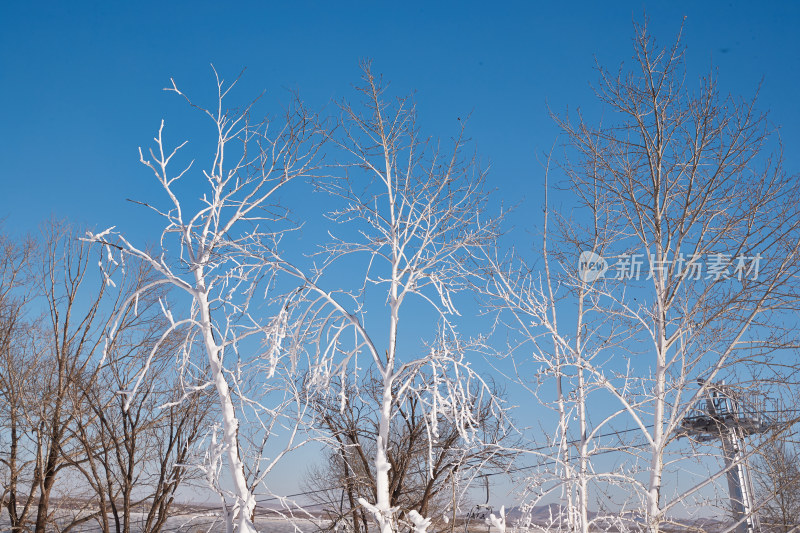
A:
[[0, 222, 212, 533]]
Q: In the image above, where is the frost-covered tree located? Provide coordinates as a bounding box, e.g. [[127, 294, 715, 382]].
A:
[[484, 177, 635, 533], [489, 20, 800, 533], [88, 70, 322, 533], [287, 62, 508, 533]]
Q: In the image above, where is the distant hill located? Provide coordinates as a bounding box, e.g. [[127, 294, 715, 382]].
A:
[[494, 505, 727, 532]]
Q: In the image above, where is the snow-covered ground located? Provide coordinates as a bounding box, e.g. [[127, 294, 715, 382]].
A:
[[0, 513, 322, 533]]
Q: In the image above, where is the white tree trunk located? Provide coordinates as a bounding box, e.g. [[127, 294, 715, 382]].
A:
[[375, 371, 394, 533], [196, 279, 257, 533]]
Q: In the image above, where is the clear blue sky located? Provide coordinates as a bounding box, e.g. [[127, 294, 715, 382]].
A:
[[2, 1, 798, 240], [2, 0, 799, 510]]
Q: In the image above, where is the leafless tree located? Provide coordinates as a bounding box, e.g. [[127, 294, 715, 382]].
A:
[[488, 20, 800, 533], [304, 372, 512, 533], [0, 230, 39, 531], [751, 423, 800, 532], [281, 62, 509, 533], [67, 265, 213, 533], [0, 222, 159, 532], [0, 222, 214, 533], [87, 69, 323, 533], [30, 222, 138, 533], [483, 170, 637, 533]]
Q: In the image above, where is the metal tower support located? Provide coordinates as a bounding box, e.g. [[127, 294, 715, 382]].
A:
[[720, 426, 760, 533], [680, 382, 769, 533]]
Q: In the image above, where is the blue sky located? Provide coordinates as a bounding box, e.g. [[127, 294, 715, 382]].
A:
[[2, 0, 799, 511], [2, 1, 798, 240]]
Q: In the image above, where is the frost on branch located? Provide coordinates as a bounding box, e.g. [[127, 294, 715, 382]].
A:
[[89, 68, 323, 533], [407, 510, 432, 533], [357, 497, 395, 533], [292, 61, 509, 533], [487, 505, 506, 533]]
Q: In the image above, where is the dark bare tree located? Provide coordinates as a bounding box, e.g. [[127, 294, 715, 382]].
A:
[[0, 223, 211, 533], [66, 263, 213, 533], [0, 231, 39, 532], [304, 373, 511, 533], [752, 426, 800, 532]]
